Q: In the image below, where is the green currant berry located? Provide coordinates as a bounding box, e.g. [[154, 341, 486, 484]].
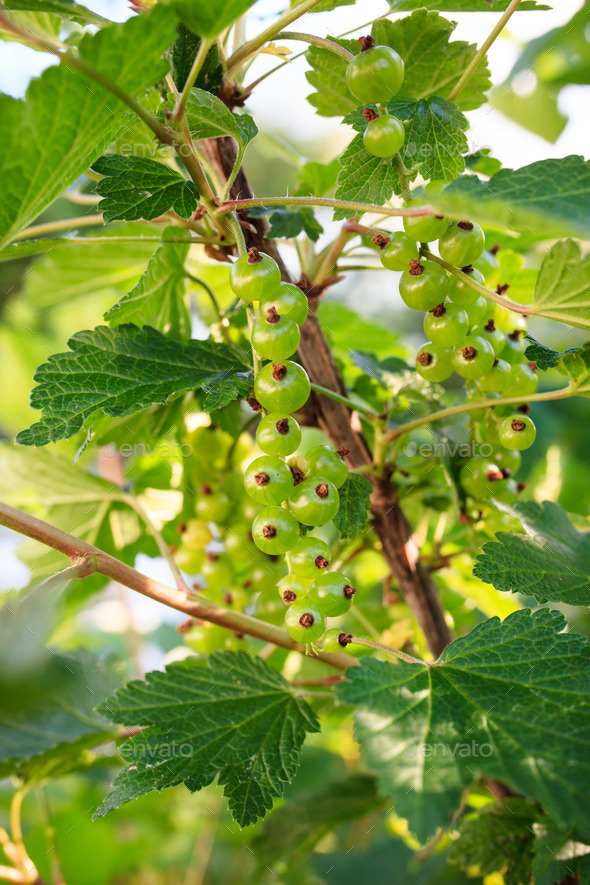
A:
[[277, 574, 311, 605], [175, 545, 205, 574], [459, 458, 514, 501], [494, 304, 527, 333], [305, 445, 348, 488], [423, 302, 469, 347], [452, 336, 496, 379], [254, 361, 311, 413], [244, 455, 293, 505], [259, 282, 308, 327], [251, 506, 300, 554], [181, 518, 213, 550], [399, 260, 447, 311], [445, 266, 485, 307], [500, 330, 527, 365], [462, 295, 488, 329], [309, 571, 356, 617], [322, 628, 353, 654], [492, 447, 521, 475], [345, 39, 404, 104], [380, 232, 419, 271], [195, 487, 232, 522], [288, 477, 340, 526], [505, 363, 538, 399], [478, 358, 511, 393], [256, 413, 302, 457], [230, 247, 281, 302], [284, 598, 326, 643], [363, 113, 405, 158], [472, 318, 505, 356], [416, 343, 454, 382], [286, 536, 331, 580], [439, 221, 485, 267], [498, 414, 536, 450], [403, 212, 448, 243], [251, 308, 300, 361], [202, 554, 234, 590], [474, 249, 500, 283]]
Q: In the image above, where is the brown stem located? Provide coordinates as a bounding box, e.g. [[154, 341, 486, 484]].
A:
[[0, 502, 351, 670], [200, 135, 452, 659]]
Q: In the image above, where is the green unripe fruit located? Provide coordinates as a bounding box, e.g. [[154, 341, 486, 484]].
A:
[[251, 308, 300, 361], [492, 447, 521, 475], [251, 506, 300, 554], [498, 414, 536, 450], [230, 247, 281, 302], [175, 545, 205, 574], [462, 295, 488, 329], [500, 331, 528, 365], [288, 477, 340, 526], [479, 358, 511, 393], [445, 266, 485, 306], [286, 537, 331, 580], [305, 445, 349, 488], [284, 598, 326, 643], [415, 342, 454, 382], [260, 282, 309, 327], [439, 221, 485, 267], [322, 628, 353, 654], [277, 575, 312, 605], [380, 232, 419, 271], [399, 260, 447, 311], [201, 555, 234, 590], [423, 301, 469, 347], [345, 40, 404, 104], [195, 488, 231, 523], [472, 318, 505, 356], [254, 361, 311, 413], [363, 113, 405, 158], [452, 336, 496, 379], [256, 413, 302, 457], [403, 212, 448, 243], [309, 571, 356, 617], [474, 249, 500, 283], [243, 455, 293, 505], [506, 363, 538, 399], [181, 518, 213, 550]]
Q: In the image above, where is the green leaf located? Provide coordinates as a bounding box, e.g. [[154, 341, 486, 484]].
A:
[[18, 224, 157, 308], [387, 0, 547, 9], [1, 0, 109, 26], [295, 158, 340, 197], [250, 206, 323, 241], [473, 500, 590, 606], [524, 334, 579, 371], [372, 11, 491, 111], [334, 133, 403, 221], [464, 147, 502, 178], [0, 8, 61, 46], [252, 774, 381, 869], [0, 443, 145, 583], [333, 473, 373, 540], [305, 38, 359, 118], [17, 325, 253, 446], [0, 5, 178, 249], [185, 88, 254, 148], [165, 0, 256, 39], [95, 651, 319, 826], [430, 157, 590, 241], [92, 155, 199, 223], [105, 232, 190, 338], [0, 649, 122, 782], [533, 823, 590, 885], [524, 239, 590, 331], [449, 800, 537, 885], [345, 96, 469, 182], [338, 608, 590, 842], [170, 23, 223, 92]]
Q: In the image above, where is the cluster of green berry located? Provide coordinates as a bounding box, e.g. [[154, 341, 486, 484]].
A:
[[346, 35, 406, 159], [229, 247, 359, 651], [379, 218, 538, 505]]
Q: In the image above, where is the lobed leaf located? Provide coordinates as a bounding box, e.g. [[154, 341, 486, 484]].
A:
[[17, 325, 253, 446], [333, 473, 373, 540], [95, 651, 319, 826]]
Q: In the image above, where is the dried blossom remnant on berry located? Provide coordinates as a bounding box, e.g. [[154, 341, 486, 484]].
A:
[[462, 345, 477, 360], [276, 418, 290, 434], [409, 259, 424, 276], [282, 590, 297, 604], [432, 304, 446, 318], [299, 612, 315, 628], [247, 246, 262, 264], [247, 396, 263, 412], [358, 35, 375, 52], [315, 482, 329, 499], [373, 234, 389, 249], [272, 363, 287, 381], [315, 555, 330, 570], [458, 221, 474, 231], [417, 351, 432, 367], [511, 418, 527, 432], [254, 472, 270, 486], [266, 306, 280, 324], [262, 524, 277, 539], [343, 585, 356, 600], [362, 106, 379, 124]]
